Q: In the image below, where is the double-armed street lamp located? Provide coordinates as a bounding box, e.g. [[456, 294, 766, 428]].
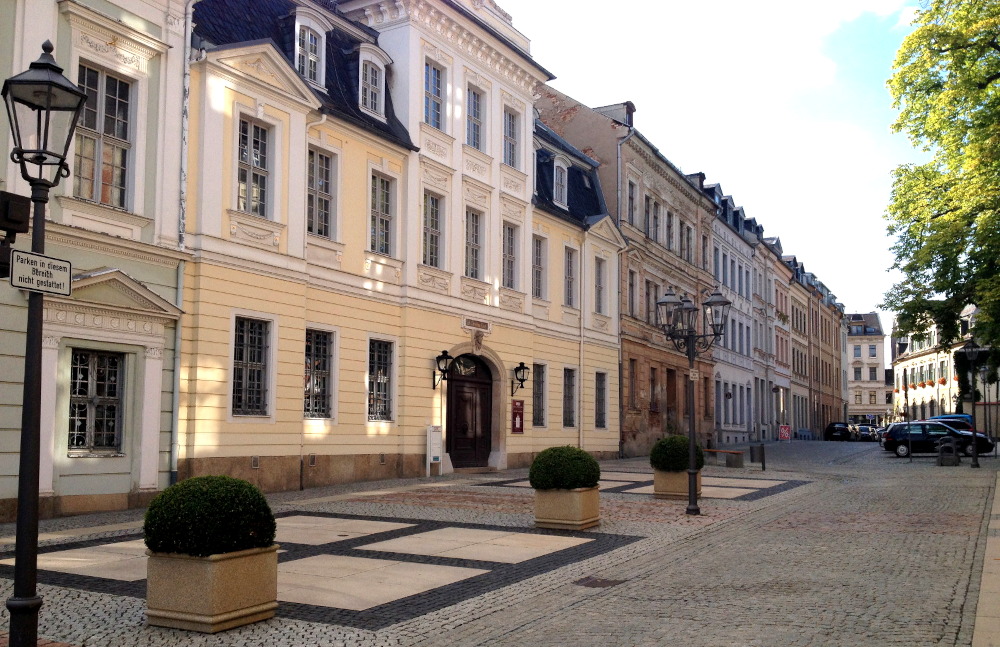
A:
[[2, 41, 87, 647], [656, 287, 731, 515]]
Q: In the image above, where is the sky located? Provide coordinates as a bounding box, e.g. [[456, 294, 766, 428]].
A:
[[497, 0, 926, 350]]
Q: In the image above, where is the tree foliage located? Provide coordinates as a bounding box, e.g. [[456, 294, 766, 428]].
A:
[[884, 1, 1000, 348]]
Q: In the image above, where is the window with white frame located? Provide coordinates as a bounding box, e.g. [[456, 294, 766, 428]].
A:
[[595, 372, 607, 429], [361, 61, 382, 115], [367, 339, 393, 421], [74, 64, 131, 209], [532, 363, 546, 426], [869, 366, 877, 381], [370, 173, 393, 255], [503, 107, 518, 168], [466, 87, 483, 150], [563, 367, 577, 427], [422, 191, 442, 268], [297, 27, 321, 83], [502, 222, 517, 289], [233, 317, 269, 416], [424, 61, 443, 130], [532, 235, 545, 299], [304, 329, 333, 418], [553, 159, 568, 207], [465, 208, 482, 280], [237, 118, 269, 217], [594, 257, 605, 315], [564, 247, 577, 308], [69, 349, 124, 453], [307, 148, 334, 238]]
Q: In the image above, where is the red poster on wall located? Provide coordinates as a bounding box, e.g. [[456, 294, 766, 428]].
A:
[[512, 400, 524, 434]]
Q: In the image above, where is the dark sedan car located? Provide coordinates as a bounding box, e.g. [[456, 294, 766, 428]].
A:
[[882, 421, 995, 458], [824, 422, 852, 441]]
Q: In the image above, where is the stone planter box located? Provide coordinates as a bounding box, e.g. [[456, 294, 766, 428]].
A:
[[534, 486, 600, 530], [146, 544, 279, 633], [653, 469, 702, 499]]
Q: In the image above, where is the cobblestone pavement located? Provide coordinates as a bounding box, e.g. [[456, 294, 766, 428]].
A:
[[0, 439, 996, 646]]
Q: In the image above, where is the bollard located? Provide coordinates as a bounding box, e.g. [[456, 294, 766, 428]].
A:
[[749, 444, 766, 471]]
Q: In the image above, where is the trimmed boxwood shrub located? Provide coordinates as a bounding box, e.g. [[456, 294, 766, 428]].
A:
[[144, 475, 276, 557], [650, 435, 704, 472], [528, 446, 600, 490]]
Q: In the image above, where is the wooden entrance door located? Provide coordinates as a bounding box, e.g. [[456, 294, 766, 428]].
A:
[[446, 354, 493, 468]]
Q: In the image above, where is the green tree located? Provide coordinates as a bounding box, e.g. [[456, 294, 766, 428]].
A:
[[884, 1, 1000, 348]]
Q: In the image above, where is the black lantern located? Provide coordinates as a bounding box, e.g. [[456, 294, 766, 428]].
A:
[[2, 41, 87, 187], [703, 289, 732, 338], [432, 350, 454, 389], [511, 361, 530, 396]]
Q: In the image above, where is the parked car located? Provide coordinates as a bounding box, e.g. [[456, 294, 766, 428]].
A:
[[882, 421, 995, 458], [928, 413, 974, 427], [856, 425, 877, 442], [824, 422, 852, 441]]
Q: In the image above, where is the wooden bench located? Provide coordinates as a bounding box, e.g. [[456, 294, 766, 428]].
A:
[[703, 449, 745, 468]]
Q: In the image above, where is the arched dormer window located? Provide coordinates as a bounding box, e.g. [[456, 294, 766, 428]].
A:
[[358, 43, 392, 121], [294, 9, 332, 88], [553, 156, 570, 208]]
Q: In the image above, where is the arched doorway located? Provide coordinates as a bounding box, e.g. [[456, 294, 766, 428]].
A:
[[446, 354, 494, 468]]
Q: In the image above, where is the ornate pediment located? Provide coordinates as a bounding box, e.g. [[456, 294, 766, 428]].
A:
[[207, 44, 322, 109], [55, 268, 181, 320]]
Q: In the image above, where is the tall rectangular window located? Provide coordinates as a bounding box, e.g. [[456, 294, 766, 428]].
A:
[[853, 345, 861, 358], [502, 222, 517, 289], [238, 119, 269, 216], [424, 62, 443, 129], [564, 247, 577, 307], [649, 367, 658, 411], [503, 108, 518, 168], [652, 201, 660, 243], [233, 317, 269, 416], [868, 366, 877, 381], [666, 211, 674, 250], [854, 367, 862, 381], [307, 148, 333, 238], [304, 329, 332, 418], [554, 164, 568, 205], [627, 181, 636, 224], [629, 358, 638, 409], [532, 364, 545, 426], [74, 64, 131, 209], [422, 191, 441, 267], [466, 87, 483, 149], [869, 344, 877, 357], [702, 235, 709, 270], [368, 339, 393, 421], [595, 372, 607, 429], [361, 61, 381, 114], [297, 27, 320, 82], [644, 196, 651, 237], [532, 236, 545, 299], [714, 246, 720, 281], [371, 174, 392, 255], [563, 368, 576, 427], [628, 270, 636, 316], [69, 350, 124, 452], [465, 209, 482, 279], [594, 257, 605, 314]]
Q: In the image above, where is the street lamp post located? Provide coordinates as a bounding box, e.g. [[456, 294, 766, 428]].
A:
[[961, 340, 985, 469], [2, 41, 87, 647], [656, 287, 731, 516]]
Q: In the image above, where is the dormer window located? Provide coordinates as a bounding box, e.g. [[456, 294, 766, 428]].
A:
[[298, 27, 320, 82], [358, 44, 392, 121], [293, 9, 331, 88], [362, 62, 381, 113], [553, 157, 569, 208]]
